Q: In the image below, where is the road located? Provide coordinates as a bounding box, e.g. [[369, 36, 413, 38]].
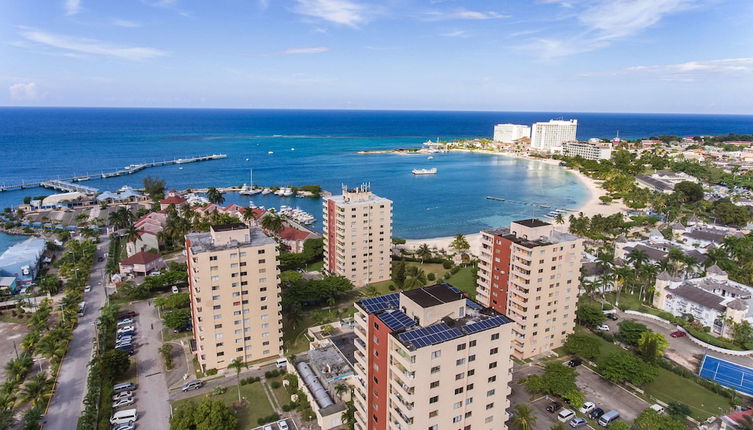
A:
[[44, 235, 110, 430], [132, 300, 171, 429]]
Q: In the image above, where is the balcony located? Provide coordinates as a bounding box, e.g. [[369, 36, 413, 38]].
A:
[[392, 406, 413, 426], [391, 376, 414, 396], [391, 391, 414, 411]]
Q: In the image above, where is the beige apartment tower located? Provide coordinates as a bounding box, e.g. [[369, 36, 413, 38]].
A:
[[353, 284, 514, 430], [323, 184, 392, 287], [476, 219, 583, 359], [186, 224, 283, 371]]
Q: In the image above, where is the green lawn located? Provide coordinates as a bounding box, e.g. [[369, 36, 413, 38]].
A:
[[447, 266, 477, 298], [645, 369, 731, 421], [305, 260, 324, 272], [267, 376, 292, 407], [162, 327, 192, 342], [172, 382, 275, 429]]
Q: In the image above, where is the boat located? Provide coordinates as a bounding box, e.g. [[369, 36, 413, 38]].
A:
[[412, 168, 437, 175], [268, 151, 274, 155], [261, 188, 272, 195], [239, 169, 262, 195], [290, 148, 295, 151], [427, 156, 434, 160]]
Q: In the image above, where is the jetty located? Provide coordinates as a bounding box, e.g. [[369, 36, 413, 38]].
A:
[[485, 195, 574, 212], [0, 154, 227, 192]]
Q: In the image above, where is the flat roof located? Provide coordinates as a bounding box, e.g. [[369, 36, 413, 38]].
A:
[[402, 283, 464, 308], [513, 218, 550, 228], [210, 223, 248, 232]]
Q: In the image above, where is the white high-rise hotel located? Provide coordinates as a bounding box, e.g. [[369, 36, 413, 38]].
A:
[[493, 124, 531, 143], [531, 119, 578, 151]]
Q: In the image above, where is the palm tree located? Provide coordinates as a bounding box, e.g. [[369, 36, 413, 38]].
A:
[[20, 374, 51, 407], [416, 244, 432, 263], [227, 357, 248, 403], [334, 383, 349, 400], [206, 187, 225, 205], [450, 234, 470, 251], [403, 266, 427, 290], [613, 266, 633, 307], [125, 223, 140, 244], [260, 214, 284, 233], [554, 213, 565, 228], [242, 208, 255, 224], [511, 404, 536, 430]]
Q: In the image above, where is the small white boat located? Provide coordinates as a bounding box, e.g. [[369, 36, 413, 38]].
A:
[[412, 168, 437, 175], [239, 170, 262, 195], [290, 148, 295, 151], [268, 151, 274, 155], [261, 188, 272, 195], [427, 156, 434, 160]]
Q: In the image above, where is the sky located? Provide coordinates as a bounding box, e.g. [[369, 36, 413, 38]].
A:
[[0, 0, 752, 113]]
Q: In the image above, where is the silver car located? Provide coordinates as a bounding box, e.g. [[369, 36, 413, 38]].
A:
[[112, 397, 135, 409]]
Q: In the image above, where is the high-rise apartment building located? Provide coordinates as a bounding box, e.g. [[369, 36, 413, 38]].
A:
[[530, 119, 578, 152], [559, 140, 612, 160], [186, 224, 283, 371], [323, 185, 392, 287], [492, 123, 531, 143], [352, 283, 514, 430], [476, 219, 583, 359]]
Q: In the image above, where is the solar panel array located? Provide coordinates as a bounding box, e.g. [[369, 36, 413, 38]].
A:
[[447, 286, 462, 294], [378, 310, 416, 331], [699, 355, 753, 395], [360, 293, 400, 313], [398, 323, 464, 349], [463, 316, 511, 334], [465, 299, 482, 310]]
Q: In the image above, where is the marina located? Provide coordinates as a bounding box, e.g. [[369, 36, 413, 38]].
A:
[[0, 154, 227, 192]]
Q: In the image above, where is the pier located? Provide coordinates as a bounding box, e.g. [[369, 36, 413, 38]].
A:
[[485, 195, 575, 212], [0, 154, 227, 192]]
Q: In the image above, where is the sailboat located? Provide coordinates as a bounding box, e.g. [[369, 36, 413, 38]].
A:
[[239, 169, 262, 195]]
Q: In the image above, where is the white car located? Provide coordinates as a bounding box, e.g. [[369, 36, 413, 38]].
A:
[[579, 401, 595, 415], [596, 324, 610, 331], [171, 286, 179, 294], [117, 318, 134, 326], [84, 285, 92, 293], [112, 397, 135, 409], [117, 326, 135, 335], [557, 409, 575, 423], [111, 423, 135, 430], [278, 420, 289, 430], [112, 391, 133, 401], [263, 425, 273, 430]]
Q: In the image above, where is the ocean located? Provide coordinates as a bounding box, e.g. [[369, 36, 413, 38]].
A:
[[1, 108, 752, 240]]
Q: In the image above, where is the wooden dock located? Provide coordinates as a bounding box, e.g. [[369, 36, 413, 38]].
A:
[[0, 154, 227, 192]]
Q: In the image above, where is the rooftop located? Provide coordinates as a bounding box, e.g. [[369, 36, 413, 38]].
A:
[[210, 223, 248, 232], [402, 283, 464, 308], [483, 226, 578, 248], [514, 218, 550, 228], [120, 251, 161, 266], [186, 226, 274, 253]]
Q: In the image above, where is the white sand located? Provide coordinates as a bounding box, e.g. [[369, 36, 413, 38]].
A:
[[403, 150, 627, 255]]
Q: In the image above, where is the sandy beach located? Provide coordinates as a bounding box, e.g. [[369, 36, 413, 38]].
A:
[[403, 149, 626, 255]]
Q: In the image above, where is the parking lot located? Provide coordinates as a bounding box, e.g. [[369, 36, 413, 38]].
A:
[[250, 418, 297, 430], [510, 361, 649, 429]]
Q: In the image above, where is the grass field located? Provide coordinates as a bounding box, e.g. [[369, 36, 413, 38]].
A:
[[447, 266, 477, 298], [267, 376, 292, 407], [172, 382, 275, 429]]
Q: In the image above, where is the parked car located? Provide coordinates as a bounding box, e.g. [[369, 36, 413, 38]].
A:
[[149, 271, 161, 277], [116, 346, 135, 355], [579, 401, 595, 415], [650, 404, 665, 414], [263, 425, 273, 430], [181, 380, 203, 392], [558, 409, 575, 422], [606, 313, 618, 321], [112, 397, 135, 409], [566, 358, 582, 367], [117, 318, 134, 326], [172, 286, 180, 294], [569, 417, 588, 428], [112, 391, 133, 401], [109, 409, 137, 426], [589, 407, 605, 420], [113, 382, 136, 393], [596, 324, 610, 331], [111, 423, 135, 430], [546, 402, 563, 413], [84, 285, 92, 293], [117, 326, 135, 335], [117, 312, 137, 319], [278, 420, 289, 430], [670, 330, 686, 338]]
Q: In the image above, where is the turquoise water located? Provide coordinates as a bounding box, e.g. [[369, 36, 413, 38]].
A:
[[2, 108, 752, 238], [0, 232, 28, 254]]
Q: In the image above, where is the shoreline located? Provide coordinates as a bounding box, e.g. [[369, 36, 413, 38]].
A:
[[404, 149, 626, 254]]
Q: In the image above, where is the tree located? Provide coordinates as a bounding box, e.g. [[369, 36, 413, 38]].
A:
[[450, 234, 470, 251], [635, 409, 685, 430], [511, 404, 536, 430], [334, 383, 349, 399], [598, 350, 658, 386], [608, 421, 631, 430], [599, 195, 613, 204], [170, 399, 238, 430], [666, 402, 692, 420], [673, 181, 704, 203], [227, 357, 248, 404], [714, 200, 751, 226], [164, 308, 192, 330], [20, 374, 51, 407], [342, 400, 356, 430], [125, 223, 140, 244], [563, 333, 600, 360], [617, 320, 648, 345], [38, 274, 62, 295], [576, 303, 606, 327], [143, 176, 166, 199], [392, 260, 407, 289], [206, 187, 225, 205], [732, 321, 753, 348], [523, 363, 583, 407], [637, 331, 669, 363], [101, 349, 130, 378], [416, 244, 433, 263], [554, 213, 565, 227], [154, 292, 191, 310], [260, 213, 284, 232]]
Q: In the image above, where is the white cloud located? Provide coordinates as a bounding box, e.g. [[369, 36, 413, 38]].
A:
[[293, 0, 368, 27], [281, 47, 330, 54], [112, 19, 141, 28], [523, 0, 697, 58], [19, 28, 166, 61], [9, 82, 40, 101], [259, 0, 270, 9], [585, 58, 753, 81], [441, 30, 469, 38], [64, 0, 82, 15], [425, 8, 508, 20]]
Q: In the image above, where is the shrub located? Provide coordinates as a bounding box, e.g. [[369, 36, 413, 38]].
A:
[[442, 260, 453, 269], [443, 272, 451, 280], [257, 413, 281, 425], [271, 381, 281, 389], [450, 266, 460, 275], [211, 386, 227, 396], [388, 284, 396, 291], [427, 273, 436, 281], [281, 404, 292, 412], [205, 368, 218, 376]]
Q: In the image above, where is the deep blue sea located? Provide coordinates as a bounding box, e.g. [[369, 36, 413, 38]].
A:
[[1, 108, 752, 241]]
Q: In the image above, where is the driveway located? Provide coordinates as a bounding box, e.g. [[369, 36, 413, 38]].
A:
[[576, 365, 648, 422], [132, 300, 171, 429], [44, 235, 110, 430]]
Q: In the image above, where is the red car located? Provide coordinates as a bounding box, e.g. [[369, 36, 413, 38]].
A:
[[117, 311, 138, 320], [670, 330, 686, 338]]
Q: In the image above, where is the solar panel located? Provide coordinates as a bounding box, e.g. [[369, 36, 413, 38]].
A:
[[378, 310, 416, 331], [699, 355, 753, 396], [360, 293, 400, 313], [448, 286, 462, 294], [398, 323, 464, 349], [463, 316, 510, 334], [465, 299, 482, 310]]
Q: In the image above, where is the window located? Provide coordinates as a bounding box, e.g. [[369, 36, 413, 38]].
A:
[[457, 343, 466, 351], [486, 389, 495, 396], [454, 387, 464, 395], [453, 416, 462, 423], [430, 381, 439, 388], [431, 350, 441, 359], [468, 354, 476, 362], [456, 358, 466, 366], [491, 333, 499, 340], [455, 373, 464, 380], [429, 411, 438, 418], [453, 401, 462, 409], [490, 347, 498, 355], [431, 366, 440, 374], [429, 396, 439, 404], [466, 383, 474, 391], [486, 403, 494, 410], [429, 426, 438, 430], [489, 362, 497, 369], [469, 340, 477, 347], [467, 369, 475, 376], [488, 376, 496, 383]]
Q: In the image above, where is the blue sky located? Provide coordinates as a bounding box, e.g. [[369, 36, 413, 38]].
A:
[[1, 0, 752, 113]]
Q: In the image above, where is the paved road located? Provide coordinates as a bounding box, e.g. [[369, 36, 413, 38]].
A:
[[44, 236, 110, 430], [168, 366, 271, 402], [132, 300, 171, 429]]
